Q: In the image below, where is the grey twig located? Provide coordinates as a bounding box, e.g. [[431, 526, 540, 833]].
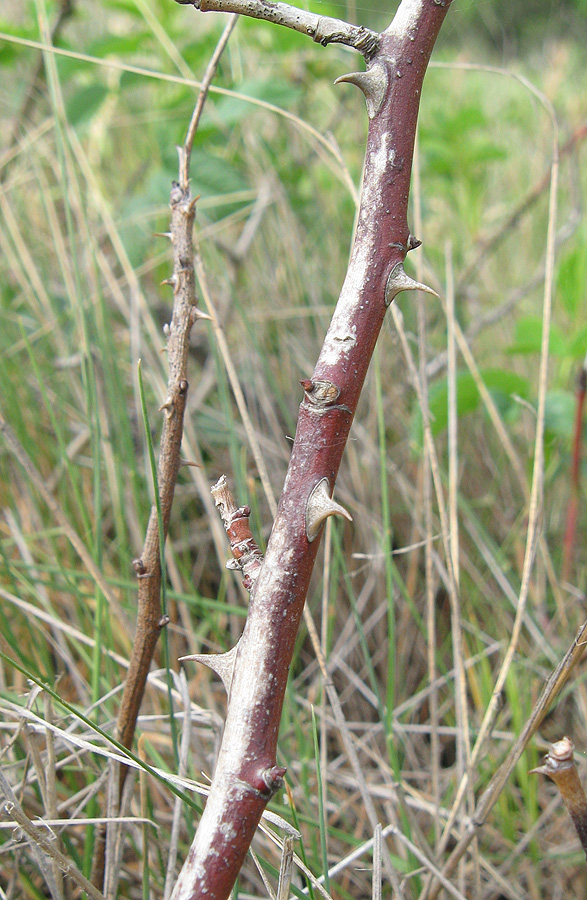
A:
[[174, 0, 380, 58]]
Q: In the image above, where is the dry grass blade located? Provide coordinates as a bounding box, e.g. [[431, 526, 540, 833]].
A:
[[0, 769, 105, 900], [0, 415, 122, 615], [428, 619, 587, 897], [193, 251, 278, 517], [1, 4, 583, 898], [276, 836, 295, 900]]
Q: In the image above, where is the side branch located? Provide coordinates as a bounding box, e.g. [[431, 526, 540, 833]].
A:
[[174, 0, 380, 58], [211, 475, 264, 591], [95, 17, 237, 892]]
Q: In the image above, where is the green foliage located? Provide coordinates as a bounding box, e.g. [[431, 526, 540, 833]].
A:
[[412, 368, 531, 445]]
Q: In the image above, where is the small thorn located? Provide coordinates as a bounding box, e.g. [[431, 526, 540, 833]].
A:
[[160, 276, 176, 287], [192, 308, 212, 322], [529, 764, 550, 776], [180, 644, 239, 695], [187, 194, 200, 214], [306, 477, 352, 542], [335, 61, 387, 119], [153, 232, 173, 240], [159, 396, 173, 412], [385, 262, 438, 306]]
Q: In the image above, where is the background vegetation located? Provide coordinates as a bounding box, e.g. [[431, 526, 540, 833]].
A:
[[1, 1, 586, 897]]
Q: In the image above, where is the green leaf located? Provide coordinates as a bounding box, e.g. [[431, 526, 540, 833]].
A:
[[65, 83, 110, 126], [557, 239, 587, 317], [87, 32, 149, 58], [543, 390, 575, 440], [508, 315, 568, 357], [411, 368, 531, 445], [188, 148, 248, 199], [213, 77, 301, 127]]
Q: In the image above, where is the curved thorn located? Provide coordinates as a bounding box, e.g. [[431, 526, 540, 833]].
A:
[[306, 477, 352, 542], [334, 62, 387, 119], [179, 643, 239, 696], [385, 262, 438, 306]]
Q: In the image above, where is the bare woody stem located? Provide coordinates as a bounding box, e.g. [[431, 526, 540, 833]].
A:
[[171, 3, 452, 899], [174, 0, 380, 57]]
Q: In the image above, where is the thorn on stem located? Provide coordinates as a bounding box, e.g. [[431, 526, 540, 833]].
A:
[[191, 307, 212, 322], [306, 478, 352, 542], [385, 262, 438, 307], [335, 62, 387, 119], [180, 644, 239, 696]]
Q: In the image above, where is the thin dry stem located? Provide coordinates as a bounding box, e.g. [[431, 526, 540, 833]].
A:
[[427, 619, 587, 900], [302, 605, 406, 897], [392, 304, 474, 841], [412, 129, 441, 848], [194, 252, 278, 518], [276, 836, 295, 900], [180, 15, 238, 189], [0, 415, 122, 617], [0, 768, 106, 900]]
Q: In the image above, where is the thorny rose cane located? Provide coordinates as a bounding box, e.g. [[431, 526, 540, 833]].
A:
[[170, 2, 452, 899]]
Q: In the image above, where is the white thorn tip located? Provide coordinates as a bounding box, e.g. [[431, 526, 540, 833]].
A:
[[385, 263, 438, 306], [306, 478, 352, 542]]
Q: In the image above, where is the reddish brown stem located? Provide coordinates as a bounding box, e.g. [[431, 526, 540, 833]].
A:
[[562, 364, 586, 583], [171, 3, 452, 899]]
